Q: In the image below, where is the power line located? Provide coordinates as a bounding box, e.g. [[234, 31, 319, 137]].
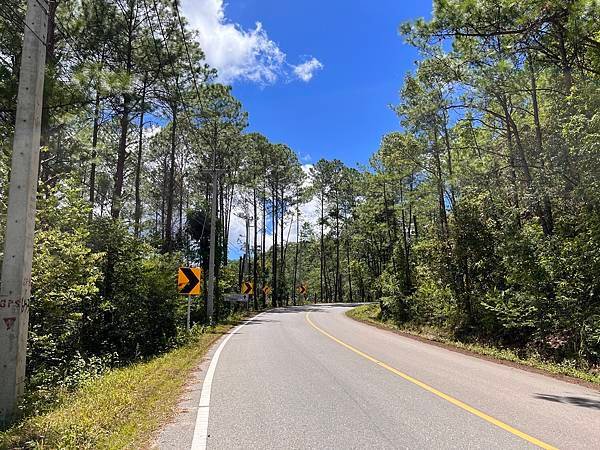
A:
[[172, 0, 219, 241], [6, 1, 93, 108], [29, 0, 89, 64], [160, 1, 225, 320], [142, 0, 206, 157], [0, 5, 47, 46], [141, 0, 212, 241], [172, 0, 206, 115]]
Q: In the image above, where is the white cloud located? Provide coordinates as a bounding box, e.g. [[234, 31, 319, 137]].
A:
[[227, 172, 321, 259], [144, 124, 162, 138], [182, 0, 322, 85], [292, 58, 324, 82], [299, 153, 312, 163]]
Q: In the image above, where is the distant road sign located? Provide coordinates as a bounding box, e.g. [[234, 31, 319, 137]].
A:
[[225, 294, 248, 303], [262, 285, 272, 295], [241, 281, 253, 296], [298, 284, 307, 295], [178, 267, 202, 296]]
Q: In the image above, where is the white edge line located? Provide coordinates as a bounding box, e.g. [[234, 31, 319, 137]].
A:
[[190, 312, 266, 450]]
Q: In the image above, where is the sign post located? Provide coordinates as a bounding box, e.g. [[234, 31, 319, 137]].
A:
[[241, 281, 254, 296], [298, 284, 308, 303], [178, 268, 202, 331], [187, 294, 192, 331], [241, 282, 253, 311]]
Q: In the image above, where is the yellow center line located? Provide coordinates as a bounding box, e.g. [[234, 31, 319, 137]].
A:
[[305, 312, 558, 450]]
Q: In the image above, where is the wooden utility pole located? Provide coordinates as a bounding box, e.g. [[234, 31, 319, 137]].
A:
[[0, 0, 49, 425]]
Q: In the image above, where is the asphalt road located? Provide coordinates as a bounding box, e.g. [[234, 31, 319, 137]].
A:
[[157, 304, 600, 450]]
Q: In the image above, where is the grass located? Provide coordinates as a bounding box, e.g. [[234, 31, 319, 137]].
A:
[[0, 317, 243, 450], [347, 304, 600, 386]]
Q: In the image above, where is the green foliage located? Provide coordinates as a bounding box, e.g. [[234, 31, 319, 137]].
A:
[[28, 181, 103, 389], [86, 218, 183, 361], [22, 181, 189, 393], [342, 0, 600, 371], [1, 0, 599, 431]]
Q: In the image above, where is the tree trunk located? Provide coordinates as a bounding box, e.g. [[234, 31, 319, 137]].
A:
[[111, 94, 130, 219], [280, 186, 286, 305], [253, 187, 259, 310], [161, 154, 167, 240], [89, 89, 101, 220], [442, 109, 456, 210], [320, 190, 325, 303], [400, 185, 411, 293], [529, 57, 554, 235], [503, 97, 552, 236], [39, 0, 57, 188], [433, 131, 449, 242], [335, 195, 341, 303], [134, 75, 147, 237], [262, 186, 267, 308], [382, 180, 399, 275], [164, 106, 177, 251], [346, 237, 353, 303], [111, 3, 135, 219], [556, 25, 573, 92]]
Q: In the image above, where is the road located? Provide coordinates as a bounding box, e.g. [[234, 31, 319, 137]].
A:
[[156, 304, 600, 450]]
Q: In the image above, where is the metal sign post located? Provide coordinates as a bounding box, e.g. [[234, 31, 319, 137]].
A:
[[187, 294, 192, 331], [178, 267, 202, 331]]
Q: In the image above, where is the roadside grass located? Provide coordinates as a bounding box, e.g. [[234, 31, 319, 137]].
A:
[[347, 304, 600, 386], [0, 316, 244, 450]]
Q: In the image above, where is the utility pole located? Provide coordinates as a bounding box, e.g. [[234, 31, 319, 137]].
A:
[[292, 200, 300, 306], [0, 0, 49, 425], [206, 150, 218, 324], [205, 148, 225, 324], [245, 215, 251, 311]]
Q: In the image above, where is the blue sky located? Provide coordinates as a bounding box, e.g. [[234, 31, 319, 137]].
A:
[[183, 0, 433, 168], [179, 0, 434, 253]]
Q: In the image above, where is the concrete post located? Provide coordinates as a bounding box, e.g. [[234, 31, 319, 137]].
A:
[[0, 0, 49, 425], [206, 149, 218, 324]]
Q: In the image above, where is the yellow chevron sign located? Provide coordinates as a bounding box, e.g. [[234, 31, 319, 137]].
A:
[[298, 284, 307, 295], [262, 285, 272, 295], [178, 267, 202, 296], [241, 281, 254, 296]]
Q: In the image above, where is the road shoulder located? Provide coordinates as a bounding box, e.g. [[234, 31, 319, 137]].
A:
[[151, 331, 227, 450], [346, 305, 600, 391], [152, 311, 263, 450]]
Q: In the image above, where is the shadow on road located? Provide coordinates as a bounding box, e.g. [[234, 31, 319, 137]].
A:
[[265, 303, 369, 314], [534, 393, 600, 410], [238, 318, 278, 325], [228, 303, 371, 333]]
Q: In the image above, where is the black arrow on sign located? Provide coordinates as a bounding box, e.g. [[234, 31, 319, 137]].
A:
[[180, 268, 200, 294], [242, 282, 253, 295]]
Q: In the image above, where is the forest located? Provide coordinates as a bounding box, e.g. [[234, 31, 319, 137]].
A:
[[0, 0, 599, 401]]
